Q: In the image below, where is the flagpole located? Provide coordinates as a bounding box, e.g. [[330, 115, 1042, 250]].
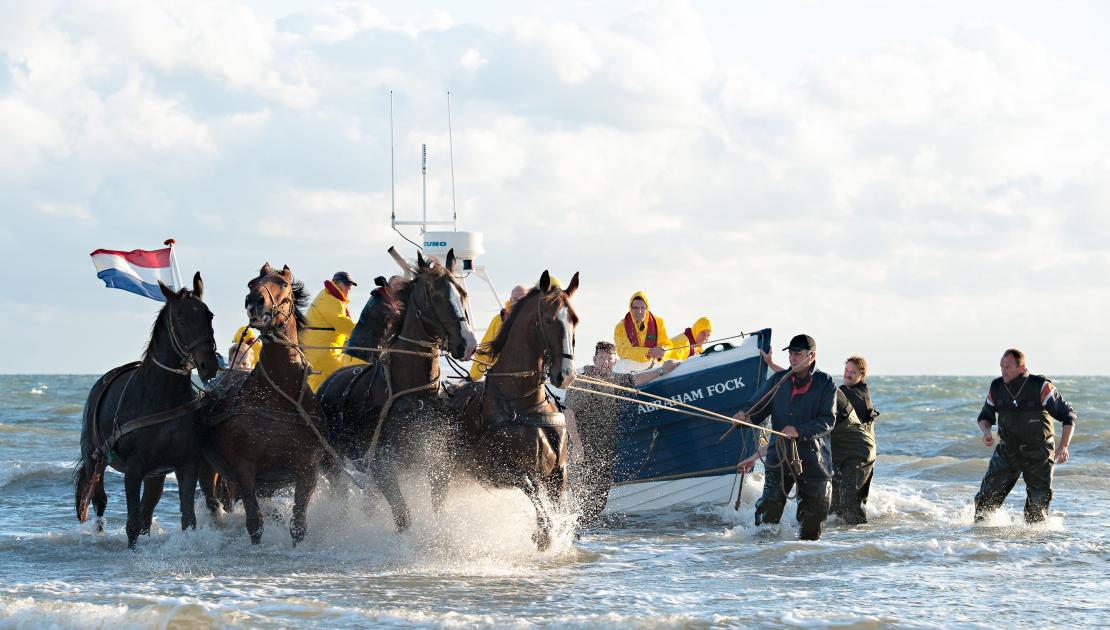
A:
[[165, 238, 183, 290]]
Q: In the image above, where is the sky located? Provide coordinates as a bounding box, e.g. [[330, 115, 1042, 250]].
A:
[[1, 0, 1108, 375]]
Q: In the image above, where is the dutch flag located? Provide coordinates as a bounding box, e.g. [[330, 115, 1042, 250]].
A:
[[89, 244, 181, 302]]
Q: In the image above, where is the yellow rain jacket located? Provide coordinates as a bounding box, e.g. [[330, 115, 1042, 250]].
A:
[[304, 281, 364, 391], [469, 299, 513, 380], [669, 317, 712, 361], [613, 291, 671, 364], [231, 325, 262, 366]]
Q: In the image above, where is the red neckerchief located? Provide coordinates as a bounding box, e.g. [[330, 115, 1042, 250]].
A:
[[683, 328, 699, 356], [791, 372, 813, 398], [324, 280, 351, 319], [623, 312, 658, 347]]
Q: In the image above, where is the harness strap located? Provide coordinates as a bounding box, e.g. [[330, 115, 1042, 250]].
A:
[[94, 394, 208, 461]]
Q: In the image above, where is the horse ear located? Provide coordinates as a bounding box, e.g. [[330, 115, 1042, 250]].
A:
[[158, 281, 177, 301], [260, 262, 273, 277], [445, 248, 457, 273], [416, 251, 427, 269], [538, 270, 551, 293], [192, 272, 204, 300], [565, 272, 579, 297], [281, 265, 293, 282]]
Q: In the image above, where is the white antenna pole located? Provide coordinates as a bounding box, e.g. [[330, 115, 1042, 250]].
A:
[[390, 91, 395, 228], [421, 143, 427, 234], [447, 91, 457, 231]]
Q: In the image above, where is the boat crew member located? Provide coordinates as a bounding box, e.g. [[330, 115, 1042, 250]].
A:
[[668, 317, 712, 361], [831, 356, 878, 525], [613, 291, 671, 370], [468, 284, 529, 380], [345, 275, 405, 363], [974, 348, 1077, 523], [304, 271, 364, 391], [564, 341, 678, 527], [230, 325, 262, 367], [734, 334, 835, 540]]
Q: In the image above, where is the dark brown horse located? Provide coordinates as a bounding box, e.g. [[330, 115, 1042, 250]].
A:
[[202, 264, 325, 545], [451, 270, 579, 549], [74, 274, 219, 548], [316, 250, 477, 532]]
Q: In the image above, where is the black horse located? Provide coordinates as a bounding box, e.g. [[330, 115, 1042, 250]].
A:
[[74, 274, 219, 548], [316, 250, 476, 532]]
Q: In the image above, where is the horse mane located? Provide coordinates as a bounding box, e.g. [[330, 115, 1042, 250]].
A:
[[480, 287, 578, 361], [142, 289, 193, 364], [290, 279, 309, 336]]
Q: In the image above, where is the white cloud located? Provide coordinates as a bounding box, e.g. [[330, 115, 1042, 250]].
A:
[[3, 2, 1110, 374]]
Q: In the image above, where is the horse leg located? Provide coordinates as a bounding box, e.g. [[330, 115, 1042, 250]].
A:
[[93, 471, 108, 533], [370, 455, 411, 533], [521, 473, 553, 551], [235, 466, 263, 544], [290, 465, 318, 547], [430, 461, 450, 514], [198, 463, 222, 517], [176, 461, 199, 530], [123, 466, 144, 549], [138, 475, 166, 536]]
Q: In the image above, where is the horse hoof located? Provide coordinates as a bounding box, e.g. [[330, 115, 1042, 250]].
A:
[[127, 538, 138, 550], [291, 527, 306, 546], [96, 518, 105, 533], [532, 529, 552, 551]]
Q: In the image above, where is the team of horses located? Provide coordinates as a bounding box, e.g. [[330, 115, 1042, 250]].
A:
[[75, 250, 581, 550]]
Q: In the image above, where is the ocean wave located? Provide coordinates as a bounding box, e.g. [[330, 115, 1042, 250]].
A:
[[0, 461, 75, 491]]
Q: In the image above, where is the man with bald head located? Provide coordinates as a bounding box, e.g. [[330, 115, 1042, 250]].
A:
[[469, 284, 530, 380]]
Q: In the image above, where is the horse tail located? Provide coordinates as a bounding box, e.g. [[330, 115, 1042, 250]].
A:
[[73, 456, 104, 523]]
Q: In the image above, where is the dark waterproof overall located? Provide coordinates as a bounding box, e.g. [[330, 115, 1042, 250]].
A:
[[974, 373, 1075, 523], [742, 368, 836, 540], [831, 383, 878, 524]]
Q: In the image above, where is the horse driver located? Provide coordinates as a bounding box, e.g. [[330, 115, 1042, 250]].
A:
[[344, 275, 406, 364], [733, 334, 836, 540], [304, 271, 364, 391], [974, 348, 1077, 523]]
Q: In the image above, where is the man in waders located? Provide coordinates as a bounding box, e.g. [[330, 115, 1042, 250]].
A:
[[564, 341, 678, 527], [733, 334, 835, 540], [974, 348, 1077, 523]]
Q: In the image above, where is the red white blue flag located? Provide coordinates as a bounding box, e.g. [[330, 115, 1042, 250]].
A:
[[90, 246, 179, 302]]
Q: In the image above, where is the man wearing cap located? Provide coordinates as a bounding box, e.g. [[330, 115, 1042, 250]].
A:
[[974, 348, 1077, 523], [733, 334, 836, 540], [304, 271, 364, 391]]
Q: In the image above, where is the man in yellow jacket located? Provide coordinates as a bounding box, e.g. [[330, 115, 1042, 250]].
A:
[[469, 284, 529, 380], [669, 317, 713, 361], [304, 271, 365, 391], [613, 291, 671, 369]]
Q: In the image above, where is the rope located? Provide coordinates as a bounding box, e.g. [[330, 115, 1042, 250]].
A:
[[571, 374, 789, 438]]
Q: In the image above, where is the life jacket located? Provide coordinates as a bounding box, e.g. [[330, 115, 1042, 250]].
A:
[[622, 312, 658, 347], [989, 373, 1054, 448]]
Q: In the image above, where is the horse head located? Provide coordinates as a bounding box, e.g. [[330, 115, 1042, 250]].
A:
[[404, 249, 477, 360], [246, 263, 305, 342], [526, 270, 580, 388], [156, 272, 219, 381]]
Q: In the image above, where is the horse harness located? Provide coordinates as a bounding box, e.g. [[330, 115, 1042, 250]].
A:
[[86, 362, 208, 464], [481, 291, 573, 430]]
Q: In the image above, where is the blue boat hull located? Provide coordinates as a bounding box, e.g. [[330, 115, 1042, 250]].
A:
[[604, 328, 773, 513]]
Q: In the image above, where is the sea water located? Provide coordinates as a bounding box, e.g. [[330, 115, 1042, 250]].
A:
[[1, 375, 1107, 628]]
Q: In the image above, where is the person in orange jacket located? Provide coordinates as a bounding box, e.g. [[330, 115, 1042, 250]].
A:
[[613, 291, 671, 369]]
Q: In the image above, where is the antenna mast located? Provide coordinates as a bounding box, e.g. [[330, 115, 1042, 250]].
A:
[[448, 91, 457, 230]]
